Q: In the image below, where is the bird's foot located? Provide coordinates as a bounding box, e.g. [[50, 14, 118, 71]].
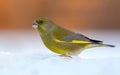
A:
[[59, 54, 72, 58]]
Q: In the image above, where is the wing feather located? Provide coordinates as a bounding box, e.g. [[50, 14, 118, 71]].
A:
[[52, 27, 102, 44]]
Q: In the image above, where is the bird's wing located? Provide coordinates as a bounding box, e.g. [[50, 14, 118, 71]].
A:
[[53, 32, 102, 44], [62, 33, 103, 43]]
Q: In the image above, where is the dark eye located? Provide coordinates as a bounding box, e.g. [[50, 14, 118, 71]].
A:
[[38, 20, 44, 24]]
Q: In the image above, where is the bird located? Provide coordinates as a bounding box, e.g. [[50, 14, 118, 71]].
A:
[[32, 17, 115, 57]]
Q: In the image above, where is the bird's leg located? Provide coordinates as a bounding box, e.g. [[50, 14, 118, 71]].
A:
[[59, 53, 72, 58]]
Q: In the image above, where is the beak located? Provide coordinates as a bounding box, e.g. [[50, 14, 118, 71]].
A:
[[32, 22, 38, 29]]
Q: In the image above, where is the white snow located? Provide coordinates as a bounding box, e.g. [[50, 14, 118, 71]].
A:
[[0, 30, 120, 75]]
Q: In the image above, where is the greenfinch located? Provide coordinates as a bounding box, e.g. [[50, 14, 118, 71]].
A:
[[32, 17, 115, 57]]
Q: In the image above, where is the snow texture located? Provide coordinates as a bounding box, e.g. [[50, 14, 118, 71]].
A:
[[0, 30, 120, 75]]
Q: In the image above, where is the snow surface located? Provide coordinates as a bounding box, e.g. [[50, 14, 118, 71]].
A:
[[0, 30, 120, 75]]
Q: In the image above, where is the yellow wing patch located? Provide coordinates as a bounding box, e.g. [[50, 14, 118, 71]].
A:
[[72, 40, 91, 44], [55, 39, 66, 43], [54, 39, 91, 44]]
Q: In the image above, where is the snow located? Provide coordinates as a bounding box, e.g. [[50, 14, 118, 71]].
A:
[[0, 30, 120, 75]]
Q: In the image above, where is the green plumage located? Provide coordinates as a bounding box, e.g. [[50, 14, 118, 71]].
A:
[[32, 17, 115, 56]]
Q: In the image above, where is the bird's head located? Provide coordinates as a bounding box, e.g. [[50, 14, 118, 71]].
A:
[[32, 17, 55, 33]]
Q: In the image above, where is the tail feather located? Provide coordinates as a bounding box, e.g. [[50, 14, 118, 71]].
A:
[[86, 43, 115, 48], [103, 44, 115, 47], [96, 43, 115, 47]]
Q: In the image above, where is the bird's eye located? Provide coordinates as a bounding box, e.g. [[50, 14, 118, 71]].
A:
[[38, 20, 44, 24]]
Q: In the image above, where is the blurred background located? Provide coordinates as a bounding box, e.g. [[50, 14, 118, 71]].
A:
[[0, 1, 120, 75], [0, 0, 120, 30]]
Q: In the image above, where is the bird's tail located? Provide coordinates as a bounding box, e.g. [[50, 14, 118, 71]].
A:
[[98, 44, 115, 47], [86, 43, 115, 48]]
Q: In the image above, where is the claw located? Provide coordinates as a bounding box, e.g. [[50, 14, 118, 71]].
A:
[[59, 54, 72, 58]]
